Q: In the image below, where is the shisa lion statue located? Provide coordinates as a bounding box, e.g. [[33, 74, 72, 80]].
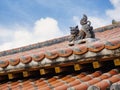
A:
[[69, 14, 95, 46]]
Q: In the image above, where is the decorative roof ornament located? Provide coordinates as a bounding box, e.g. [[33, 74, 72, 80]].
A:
[[112, 19, 117, 24], [69, 14, 96, 46], [112, 19, 120, 24]]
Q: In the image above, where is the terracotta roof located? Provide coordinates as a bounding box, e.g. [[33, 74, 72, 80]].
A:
[[0, 23, 120, 57], [0, 22, 120, 89], [0, 68, 120, 90], [0, 23, 120, 72]]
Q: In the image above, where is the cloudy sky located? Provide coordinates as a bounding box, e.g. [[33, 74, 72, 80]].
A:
[[0, 0, 120, 51]]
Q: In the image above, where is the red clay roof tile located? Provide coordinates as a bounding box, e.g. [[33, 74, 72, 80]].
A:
[[68, 69, 118, 90], [45, 51, 59, 59], [32, 53, 45, 62], [0, 36, 119, 68], [88, 41, 105, 52], [88, 73, 120, 90], [20, 56, 32, 64], [0, 23, 120, 90], [0, 69, 119, 90], [0, 60, 9, 68], [72, 45, 88, 55], [57, 48, 73, 57], [9, 58, 20, 66]]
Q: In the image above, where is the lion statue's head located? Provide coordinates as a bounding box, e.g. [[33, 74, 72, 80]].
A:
[[70, 25, 79, 36]]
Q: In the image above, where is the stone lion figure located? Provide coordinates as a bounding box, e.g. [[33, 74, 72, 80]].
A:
[[69, 14, 95, 46], [80, 14, 95, 38], [69, 25, 86, 42]]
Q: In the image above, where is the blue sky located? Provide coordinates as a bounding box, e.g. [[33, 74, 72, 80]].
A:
[[0, 0, 112, 28], [0, 0, 120, 51]]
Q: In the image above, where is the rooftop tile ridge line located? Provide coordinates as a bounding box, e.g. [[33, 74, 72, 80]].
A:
[[0, 23, 120, 57], [94, 22, 120, 33], [0, 35, 69, 57]]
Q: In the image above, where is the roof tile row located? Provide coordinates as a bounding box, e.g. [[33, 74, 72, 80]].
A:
[[0, 38, 120, 68], [0, 23, 120, 57], [0, 69, 119, 90]]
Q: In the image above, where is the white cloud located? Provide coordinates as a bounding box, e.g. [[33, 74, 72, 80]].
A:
[[0, 17, 64, 51], [0, 27, 13, 38], [72, 0, 120, 29], [106, 0, 120, 20], [0, 26, 33, 51], [88, 17, 110, 28], [34, 17, 63, 39]]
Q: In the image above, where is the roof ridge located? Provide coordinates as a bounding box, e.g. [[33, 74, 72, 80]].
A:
[[0, 23, 120, 57], [94, 22, 120, 32], [0, 36, 68, 57]]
